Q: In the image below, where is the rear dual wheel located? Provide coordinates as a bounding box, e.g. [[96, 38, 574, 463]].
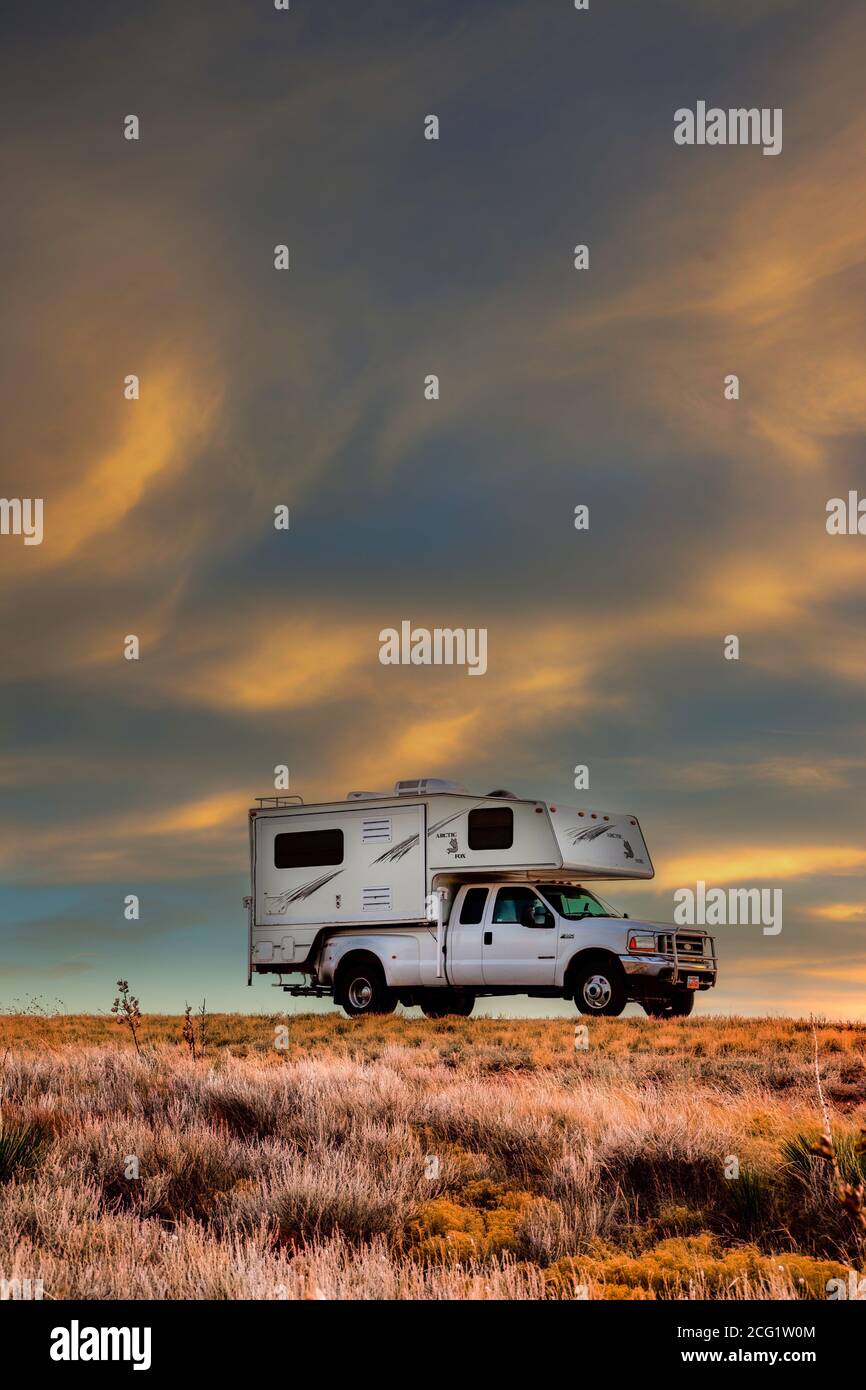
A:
[[420, 991, 475, 1019], [338, 960, 397, 1017]]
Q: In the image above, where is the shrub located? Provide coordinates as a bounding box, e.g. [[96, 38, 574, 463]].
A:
[[0, 1111, 50, 1181], [407, 1183, 558, 1263]]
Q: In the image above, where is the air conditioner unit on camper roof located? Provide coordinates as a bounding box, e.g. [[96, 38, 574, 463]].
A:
[[394, 778, 468, 796]]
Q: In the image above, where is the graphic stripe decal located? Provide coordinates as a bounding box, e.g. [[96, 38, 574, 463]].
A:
[[565, 823, 615, 845], [264, 869, 342, 914]]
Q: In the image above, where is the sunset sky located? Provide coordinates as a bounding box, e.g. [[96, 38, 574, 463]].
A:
[[2, 0, 865, 1018]]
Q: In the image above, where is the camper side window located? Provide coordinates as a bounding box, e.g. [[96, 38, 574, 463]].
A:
[[467, 807, 514, 851], [274, 829, 344, 870], [459, 888, 489, 924]]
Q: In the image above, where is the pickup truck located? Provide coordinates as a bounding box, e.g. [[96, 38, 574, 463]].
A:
[[246, 783, 718, 1019], [301, 880, 717, 1019]]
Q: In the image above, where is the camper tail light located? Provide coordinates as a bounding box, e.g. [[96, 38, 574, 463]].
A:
[[627, 931, 657, 953]]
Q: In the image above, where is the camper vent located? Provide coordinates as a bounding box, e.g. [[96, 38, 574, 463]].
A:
[[362, 886, 392, 911], [361, 817, 392, 844], [394, 778, 468, 796]]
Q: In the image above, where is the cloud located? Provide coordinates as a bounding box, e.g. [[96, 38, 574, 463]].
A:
[[809, 903, 866, 923], [667, 758, 866, 792], [659, 845, 866, 890], [2, 367, 221, 578], [0, 790, 247, 885]]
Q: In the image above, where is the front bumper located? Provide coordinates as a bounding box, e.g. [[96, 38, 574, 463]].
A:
[[619, 932, 717, 992]]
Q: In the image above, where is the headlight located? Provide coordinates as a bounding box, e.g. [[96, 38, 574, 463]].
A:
[[627, 932, 657, 953]]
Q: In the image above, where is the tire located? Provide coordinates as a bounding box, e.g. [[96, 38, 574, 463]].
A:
[[338, 959, 397, 1017], [573, 960, 627, 1017], [669, 991, 695, 1017], [643, 992, 696, 1019], [420, 990, 475, 1019]]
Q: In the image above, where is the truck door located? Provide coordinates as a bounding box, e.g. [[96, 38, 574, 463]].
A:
[[446, 886, 489, 985], [482, 885, 558, 986]]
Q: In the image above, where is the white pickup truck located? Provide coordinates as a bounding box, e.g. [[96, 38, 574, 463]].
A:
[[245, 780, 717, 1019]]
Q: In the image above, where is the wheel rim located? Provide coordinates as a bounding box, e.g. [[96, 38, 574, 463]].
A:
[[348, 977, 373, 1009], [583, 974, 612, 1009]]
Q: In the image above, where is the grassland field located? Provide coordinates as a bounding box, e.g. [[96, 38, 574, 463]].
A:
[[0, 1012, 864, 1300]]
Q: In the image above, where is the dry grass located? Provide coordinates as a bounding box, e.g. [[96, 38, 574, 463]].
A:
[[0, 1013, 864, 1300]]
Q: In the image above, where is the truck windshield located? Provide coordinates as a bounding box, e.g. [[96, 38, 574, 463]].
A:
[[538, 885, 620, 919]]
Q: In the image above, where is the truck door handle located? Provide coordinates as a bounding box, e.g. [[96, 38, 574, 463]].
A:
[[483, 931, 492, 945]]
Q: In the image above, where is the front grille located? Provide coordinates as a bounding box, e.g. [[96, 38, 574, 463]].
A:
[[658, 932, 713, 960], [676, 933, 706, 956]]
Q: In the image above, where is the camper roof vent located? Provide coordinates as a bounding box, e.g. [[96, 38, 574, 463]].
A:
[[394, 778, 468, 796], [487, 788, 518, 798], [346, 791, 388, 800]]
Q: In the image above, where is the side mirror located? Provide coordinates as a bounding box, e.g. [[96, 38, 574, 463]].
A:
[[521, 902, 552, 928], [623, 912, 629, 919]]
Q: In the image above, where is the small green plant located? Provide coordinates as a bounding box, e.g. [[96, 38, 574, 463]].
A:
[[111, 980, 143, 1057], [727, 1168, 776, 1236]]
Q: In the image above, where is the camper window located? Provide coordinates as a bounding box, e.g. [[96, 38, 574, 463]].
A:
[[459, 887, 489, 924], [274, 829, 344, 870], [467, 807, 513, 851]]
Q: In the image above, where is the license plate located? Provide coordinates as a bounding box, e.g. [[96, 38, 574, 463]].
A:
[[686, 975, 699, 989]]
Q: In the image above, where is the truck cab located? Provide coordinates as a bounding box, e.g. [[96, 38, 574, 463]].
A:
[[443, 880, 716, 1018]]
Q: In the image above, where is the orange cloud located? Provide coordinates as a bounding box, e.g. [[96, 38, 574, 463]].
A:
[[54, 368, 217, 569], [659, 845, 866, 890], [809, 903, 866, 923], [163, 620, 373, 714]]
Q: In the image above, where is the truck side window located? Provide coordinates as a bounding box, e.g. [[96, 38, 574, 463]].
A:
[[492, 886, 539, 923], [467, 807, 514, 850], [459, 887, 489, 924], [274, 829, 344, 869]]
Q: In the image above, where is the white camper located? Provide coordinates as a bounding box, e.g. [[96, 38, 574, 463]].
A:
[[245, 779, 717, 1019]]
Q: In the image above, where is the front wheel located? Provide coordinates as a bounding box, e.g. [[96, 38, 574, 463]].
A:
[[339, 960, 397, 1017], [573, 961, 627, 1017]]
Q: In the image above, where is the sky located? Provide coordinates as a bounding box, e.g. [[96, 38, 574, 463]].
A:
[[1, 0, 865, 1019]]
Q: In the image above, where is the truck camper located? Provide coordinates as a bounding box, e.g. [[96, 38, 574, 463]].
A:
[[245, 778, 717, 1018]]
